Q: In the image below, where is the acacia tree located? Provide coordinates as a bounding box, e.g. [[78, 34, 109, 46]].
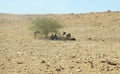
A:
[[31, 17, 63, 39]]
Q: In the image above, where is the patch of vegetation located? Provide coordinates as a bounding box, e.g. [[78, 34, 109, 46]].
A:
[[30, 17, 63, 39]]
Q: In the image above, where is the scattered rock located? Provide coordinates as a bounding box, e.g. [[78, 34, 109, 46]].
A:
[[76, 61, 80, 63], [88, 37, 92, 40], [17, 70, 21, 73], [71, 56, 76, 58], [46, 64, 50, 67], [102, 26, 105, 28], [88, 61, 94, 68], [75, 69, 82, 72], [17, 61, 24, 64], [100, 60, 106, 63], [56, 68, 61, 72], [107, 61, 117, 66], [70, 66, 75, 69], [102, 39, 105, 42], [0, 63, 4, 66], [7, 58, 11, 61], [41, 60, 46, 63], [78, 67, 81, 69], [55, 66, 64, 72], [100, 59, 119, 66]]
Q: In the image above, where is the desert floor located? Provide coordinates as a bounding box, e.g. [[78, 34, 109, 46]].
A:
[[0, 12, 120, 74]]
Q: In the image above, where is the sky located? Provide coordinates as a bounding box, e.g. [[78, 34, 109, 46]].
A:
[[0, 0, 120, 14]]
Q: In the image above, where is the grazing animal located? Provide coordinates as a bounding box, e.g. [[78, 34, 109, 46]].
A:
[[34, 31, 40, 39]]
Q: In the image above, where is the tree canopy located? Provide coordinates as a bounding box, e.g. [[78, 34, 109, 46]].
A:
[[30, 17, 63, 38]]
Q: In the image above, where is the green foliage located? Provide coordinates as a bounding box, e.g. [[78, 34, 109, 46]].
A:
[[30, 17, 63, 38]]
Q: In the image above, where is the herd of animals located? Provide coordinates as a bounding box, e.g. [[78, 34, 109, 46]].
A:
[[34, 31, 76, 41]]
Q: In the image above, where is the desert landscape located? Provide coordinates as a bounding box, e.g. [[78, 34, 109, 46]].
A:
[[0, 11, 120, 74]]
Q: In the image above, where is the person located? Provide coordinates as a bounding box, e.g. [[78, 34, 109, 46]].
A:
[[54, 34, 58, 40], [50, 34, 58, 40], [63, 32, 66, 35], [51, 34, 54, 40], [66, 33, 71, 39]]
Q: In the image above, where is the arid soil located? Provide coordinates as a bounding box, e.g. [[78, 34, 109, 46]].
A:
[[0, 11, 120, 74]]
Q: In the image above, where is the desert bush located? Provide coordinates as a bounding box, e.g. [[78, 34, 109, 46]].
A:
[[106, 10, 112, 13], [30, 17, 63, 39]]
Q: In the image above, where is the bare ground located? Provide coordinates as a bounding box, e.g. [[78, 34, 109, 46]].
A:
[[0, 11, 120, 74]]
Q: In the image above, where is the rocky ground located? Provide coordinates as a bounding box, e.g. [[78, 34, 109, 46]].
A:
[[0, 11, 120, 74]]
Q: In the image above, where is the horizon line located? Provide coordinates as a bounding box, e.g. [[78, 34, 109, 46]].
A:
[[0, 10, 120, 15]]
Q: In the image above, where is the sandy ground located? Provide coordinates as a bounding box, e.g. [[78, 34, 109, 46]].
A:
[[0, 12, 120, 74]]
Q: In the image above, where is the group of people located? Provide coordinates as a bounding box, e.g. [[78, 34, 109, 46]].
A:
[[63, 32, 71, 39], [50, 34, 58, 40], [34, 31, 76, 40], [50, 32, 76, 40]]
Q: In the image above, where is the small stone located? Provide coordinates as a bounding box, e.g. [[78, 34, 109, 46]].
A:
[[41, 60, 46, 63], [75, 69, 82, 72], [70, 66, 75, 69], [71, 56, 76, 58], [56, 68, 61, 72], [88, 37, 92, 40], [78, 67, 80, 69], [17, 62, 24, 64], [76, 61, 80, 63], [46, 64, 50, 67]]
